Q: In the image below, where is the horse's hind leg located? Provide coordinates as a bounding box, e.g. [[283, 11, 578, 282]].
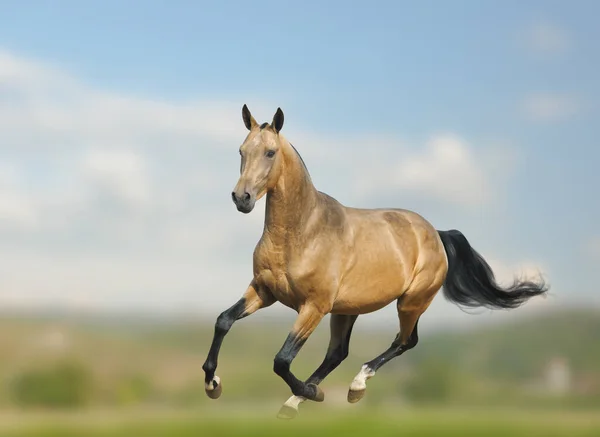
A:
[[279, 314, 358, 420], [347, 287, 439, 404], [306, 314, 359, 386]]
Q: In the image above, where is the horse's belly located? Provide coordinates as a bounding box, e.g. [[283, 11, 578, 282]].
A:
[[329, 238, 415, 314], [331, 297, 395, 315], [331, 271, 408, 315]]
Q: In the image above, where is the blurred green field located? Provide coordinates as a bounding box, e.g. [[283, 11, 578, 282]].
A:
[[5, 406, 600, 437], [1, 308, 599, 411], [1, 308, 599, 436]]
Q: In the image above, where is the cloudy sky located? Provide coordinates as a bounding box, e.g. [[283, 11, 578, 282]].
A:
[[0, 1, 598, 329]]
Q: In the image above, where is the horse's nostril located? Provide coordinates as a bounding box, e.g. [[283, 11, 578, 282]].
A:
[[243, 192, 251, 201], [231, 192, 237, 202]]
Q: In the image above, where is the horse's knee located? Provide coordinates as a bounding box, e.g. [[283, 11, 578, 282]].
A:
[[273, 354, 290, 377]]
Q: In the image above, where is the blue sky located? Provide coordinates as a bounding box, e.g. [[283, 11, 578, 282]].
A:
[[0, 1, 598, 327]]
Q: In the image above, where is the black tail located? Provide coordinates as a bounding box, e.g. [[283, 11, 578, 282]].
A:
[[438, 229, 549, 310]]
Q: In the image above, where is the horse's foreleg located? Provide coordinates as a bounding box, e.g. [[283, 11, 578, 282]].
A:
[[273, 304, 326, 419], [280, 314, 358, 418], [202, 282, 274, 399]]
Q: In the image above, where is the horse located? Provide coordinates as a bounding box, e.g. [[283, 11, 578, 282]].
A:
[[202, 105, 548, 420]]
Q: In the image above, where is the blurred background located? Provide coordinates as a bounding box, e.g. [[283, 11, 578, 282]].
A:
[[0, 0, 599, 436]]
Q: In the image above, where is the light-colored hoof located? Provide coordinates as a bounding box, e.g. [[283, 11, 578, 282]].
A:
[[347, 387, 366, 404], [205, 376, 222, 399], [280, 395, 305, 420], [348, 365, 374, 403], [277, 404, 299, 420], [308, 383, 325, 402]]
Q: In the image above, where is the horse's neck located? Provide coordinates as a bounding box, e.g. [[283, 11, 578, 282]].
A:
[[264, 142, 317, 240]]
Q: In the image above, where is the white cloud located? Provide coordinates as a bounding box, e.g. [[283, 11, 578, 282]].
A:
[[82, 149, 151, 207], [0, 48, 263, 312], [352, 134, 510, 207], [0, 50, 67, 89], [393, 134, 488, 206], [0, 164, 38, 229], [0, 48, 549, 323], [0, 51, 254, 151], [522, 22, 571, 56], [521, 93, 580, 122]]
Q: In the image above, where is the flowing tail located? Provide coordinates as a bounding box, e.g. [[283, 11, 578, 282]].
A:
[[437, 229, 549, 309]]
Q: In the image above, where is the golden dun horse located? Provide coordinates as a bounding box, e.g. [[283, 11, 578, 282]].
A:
[[202, 105, 548, 419]]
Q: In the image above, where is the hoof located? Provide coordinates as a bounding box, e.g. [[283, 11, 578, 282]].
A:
[[205, 376, 222, 399], [348, 365, 374, 403], [347, 387, 366, 404], [277, 405, 298, 420], [307, 383, 325, 402]]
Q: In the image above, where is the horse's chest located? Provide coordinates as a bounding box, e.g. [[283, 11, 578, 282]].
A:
[[254, 246, 319, 309], [255, 266, 298, 309]]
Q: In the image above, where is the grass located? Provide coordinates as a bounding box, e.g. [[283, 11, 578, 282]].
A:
[[5, 405, 600, 437]]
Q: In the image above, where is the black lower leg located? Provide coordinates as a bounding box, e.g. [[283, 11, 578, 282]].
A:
[[365, 318, 420, 372], [274, 333, 322, 401], [273, 333, 310, 395], [202, 298, 247, 383], [305, 347, 345, 386], [306, 315, 358, 386]]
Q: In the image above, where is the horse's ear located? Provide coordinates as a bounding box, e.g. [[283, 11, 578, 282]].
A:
[[272, 107, 284, 133], [242, 104, 257, 131]]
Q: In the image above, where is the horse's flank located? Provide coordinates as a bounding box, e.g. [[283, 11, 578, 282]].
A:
[[252, 132, 448, 316]]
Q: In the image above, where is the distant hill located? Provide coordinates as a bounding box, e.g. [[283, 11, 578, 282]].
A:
[[402, 308, 600, 379], [0, 307, 598, 408]]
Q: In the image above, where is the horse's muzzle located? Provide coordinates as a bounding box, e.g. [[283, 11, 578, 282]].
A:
[[231, 191, 255, 214]]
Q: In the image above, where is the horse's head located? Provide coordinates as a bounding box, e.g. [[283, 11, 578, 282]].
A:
[[231, 105, 285, 213]]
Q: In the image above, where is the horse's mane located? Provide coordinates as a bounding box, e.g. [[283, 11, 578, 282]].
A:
[[289, 142, 310, 177]]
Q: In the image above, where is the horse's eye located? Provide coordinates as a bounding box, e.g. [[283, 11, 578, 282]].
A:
[[266, 150, 276, 158]]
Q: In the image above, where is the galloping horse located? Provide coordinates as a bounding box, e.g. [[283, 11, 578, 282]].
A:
[[202, 105, 548, 419]]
